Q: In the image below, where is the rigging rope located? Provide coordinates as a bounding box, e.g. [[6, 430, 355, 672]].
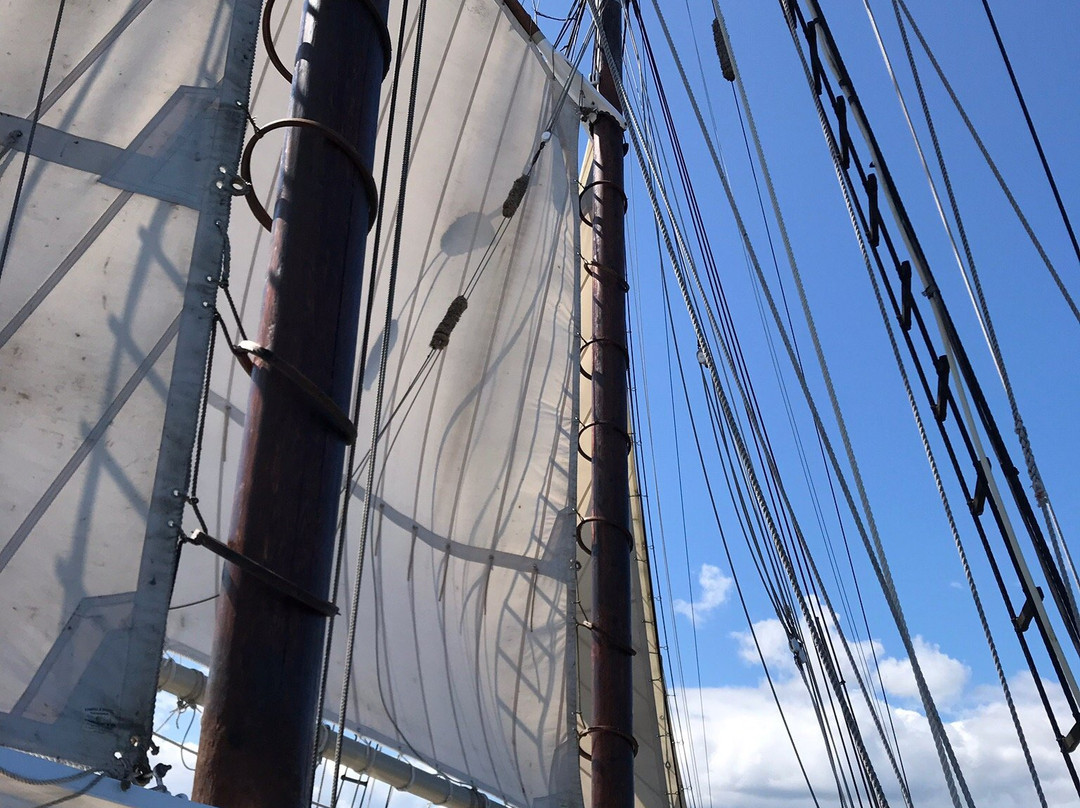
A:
[[976, 0, 1080, 269], [638, 4, 910, 801], [891, 0, 1080, 605], [588, 5, 896, 805], [641, 2, 947, 803], [779, 9, 977, 805], [312, 0, 415, 784], [0, 0, 68, 286], [329, 0, 431, 800], [892, 0, 1080, 328], [774, 14, 1080, 793], [864, 0, 1080, 640], [713, 4, 909, 784], [655, 265, 825, 806]]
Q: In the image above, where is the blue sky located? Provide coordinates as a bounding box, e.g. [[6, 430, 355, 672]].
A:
[[619, 0, 1080, 805]]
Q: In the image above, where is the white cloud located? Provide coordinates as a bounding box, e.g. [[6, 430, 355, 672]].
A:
[[675, 609, 1076, 808], [877, 635, 971, 705], [733, 617, 794, 670], [674, 564, 734, 623], [673, 672, 1079, 808]]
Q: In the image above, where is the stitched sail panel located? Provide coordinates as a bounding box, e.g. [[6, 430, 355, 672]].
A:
[[0, 0, 258, 772], [165, 1, 583, 804]]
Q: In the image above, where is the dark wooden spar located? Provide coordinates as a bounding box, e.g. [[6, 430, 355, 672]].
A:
[[588, 1, 635, 807], [192, 1, 389, 806]]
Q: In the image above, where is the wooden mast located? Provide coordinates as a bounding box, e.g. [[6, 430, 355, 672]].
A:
[[191, 0, 389, 805], [589, 1, 634, 806]]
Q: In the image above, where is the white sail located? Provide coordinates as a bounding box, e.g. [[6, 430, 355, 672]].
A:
[[165, 1, 584, 805], [0, 0, 258, 773]]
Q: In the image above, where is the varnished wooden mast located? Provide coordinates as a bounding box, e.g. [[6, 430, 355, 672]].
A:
[[589, 1, 634, 806], [191, 0, 389, 805]]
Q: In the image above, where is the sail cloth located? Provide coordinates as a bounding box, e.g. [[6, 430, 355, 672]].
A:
[[165, 1, 583, 805], [0, 0, 258, 773]]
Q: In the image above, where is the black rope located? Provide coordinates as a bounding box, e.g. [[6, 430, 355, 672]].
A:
[[631, 7, 905, 799], [978, 0, 1080, 267], [329, 0, 430, 800], [30, 774, 106, 808], [311, 0, 413, 789], [0, 0, 67, 287]]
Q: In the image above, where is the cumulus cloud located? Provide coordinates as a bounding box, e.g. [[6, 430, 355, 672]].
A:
[[732, 612, 971, 705], [877, 635, 971, 705], [681, 612, 1075, 808], [673, 672, 1078, 808], [674, 564, 734, 623]]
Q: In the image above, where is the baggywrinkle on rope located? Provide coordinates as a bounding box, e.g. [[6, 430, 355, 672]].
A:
[[430, 295, 468, 350], [501, 130, 551, 218], [502, 175, 531, 218], [711, 18, 735, 81]]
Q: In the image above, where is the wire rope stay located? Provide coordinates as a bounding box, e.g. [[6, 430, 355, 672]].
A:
[[783, 7, 1080, 781], [239, 117, 379, 232], [0, 0, 67, 284], [590, 13, 898, 808]]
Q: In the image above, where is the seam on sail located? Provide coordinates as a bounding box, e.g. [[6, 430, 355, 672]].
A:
[[14, 0, 156, 128], [0, 192, 132, 350], [0, 314, 180, 572]]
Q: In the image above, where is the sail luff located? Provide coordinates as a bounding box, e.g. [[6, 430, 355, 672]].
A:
[[0, 0, 261, 777]]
